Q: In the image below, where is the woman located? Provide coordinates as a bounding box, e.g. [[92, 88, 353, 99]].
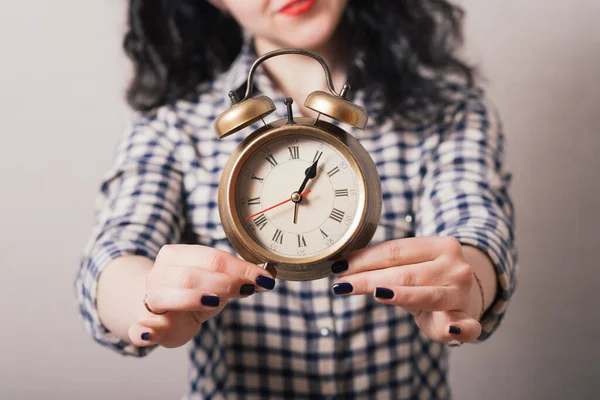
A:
[[75, 0, 517, 398]]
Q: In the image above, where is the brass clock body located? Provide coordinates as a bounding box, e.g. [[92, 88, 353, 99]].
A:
[[218, 117, 381, 281], [214, 48, 382, 281]]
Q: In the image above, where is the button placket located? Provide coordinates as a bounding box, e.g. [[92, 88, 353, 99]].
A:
[[310, 277, 337, 397]]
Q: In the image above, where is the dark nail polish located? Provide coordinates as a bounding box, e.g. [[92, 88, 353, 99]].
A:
[[239, 284, 256, 296], [375, 287, 394, 299], [333, 282, 354, 295], [201, 295, 220, 307], [141, 332, 151, 341], [257, 275, 276, 290], [331, 260, 349, 274], [449, 325, 461, 335]]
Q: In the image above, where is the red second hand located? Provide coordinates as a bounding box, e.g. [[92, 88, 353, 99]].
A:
[[243, 189, 312, 221]]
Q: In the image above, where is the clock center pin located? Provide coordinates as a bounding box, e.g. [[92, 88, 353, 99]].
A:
[[291, 192, 302, 203]]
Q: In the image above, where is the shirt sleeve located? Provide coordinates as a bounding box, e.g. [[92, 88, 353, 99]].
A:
[[415, 90, 518, 341], [74, 112, 185, 356]]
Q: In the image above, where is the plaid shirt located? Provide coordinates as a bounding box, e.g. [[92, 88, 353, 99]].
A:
[[75, 39, 517, 399]]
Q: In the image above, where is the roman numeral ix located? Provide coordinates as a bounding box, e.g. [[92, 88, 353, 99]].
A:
[[247, 197, 260, 206]]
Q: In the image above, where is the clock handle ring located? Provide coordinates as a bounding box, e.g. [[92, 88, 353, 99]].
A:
[[241, 48, 346, 102]]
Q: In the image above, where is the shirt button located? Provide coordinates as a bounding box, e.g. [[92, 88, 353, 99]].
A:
[[319, 327, 331, 337], [405, 214, 413, 223]]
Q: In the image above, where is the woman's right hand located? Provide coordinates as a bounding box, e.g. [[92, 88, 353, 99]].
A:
[[127, 245, 276, 348]]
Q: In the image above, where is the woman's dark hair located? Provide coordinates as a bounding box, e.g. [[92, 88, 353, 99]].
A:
[[124, 0, 475, 123]]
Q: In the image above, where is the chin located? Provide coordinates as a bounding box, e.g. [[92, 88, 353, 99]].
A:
[[274, 15, 341, 51]]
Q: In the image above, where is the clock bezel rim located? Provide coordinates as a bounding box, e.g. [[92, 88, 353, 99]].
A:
[[218, 118, 370, 267]]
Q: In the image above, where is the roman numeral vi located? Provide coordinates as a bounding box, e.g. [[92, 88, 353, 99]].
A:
[[297, 235, 307, 247]]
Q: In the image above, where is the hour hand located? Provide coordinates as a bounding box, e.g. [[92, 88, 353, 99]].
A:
[[297, 152, 322, 194]]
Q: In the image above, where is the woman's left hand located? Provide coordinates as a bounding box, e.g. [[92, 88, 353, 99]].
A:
[[332, 237, 484, 343]]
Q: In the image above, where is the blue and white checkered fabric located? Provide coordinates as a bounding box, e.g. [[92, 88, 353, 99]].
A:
[[75, 38, 517, 399]]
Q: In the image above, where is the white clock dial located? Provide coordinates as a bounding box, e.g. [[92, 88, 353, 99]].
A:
[[235, 134, 359, 258]]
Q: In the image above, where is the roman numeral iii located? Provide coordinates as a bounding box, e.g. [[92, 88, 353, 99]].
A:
[[335, 189, 349, 197]]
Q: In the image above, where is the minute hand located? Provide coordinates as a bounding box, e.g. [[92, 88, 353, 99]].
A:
[[296, 153, 322, 194]]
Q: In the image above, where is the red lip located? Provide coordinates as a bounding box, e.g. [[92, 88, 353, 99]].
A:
[[279, 0, 316, 16]]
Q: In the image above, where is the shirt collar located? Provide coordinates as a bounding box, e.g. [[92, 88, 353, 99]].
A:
[[217, 34, 304, 122], [218, 33, 285, 105]]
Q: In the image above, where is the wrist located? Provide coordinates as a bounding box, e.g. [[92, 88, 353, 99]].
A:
[[97, 255, 154, 342], [468, 271, 485, 320], [462, 245, 498, 319]]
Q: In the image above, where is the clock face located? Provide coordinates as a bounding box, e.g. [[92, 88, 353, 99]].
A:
[[235, 133, 360, 259]]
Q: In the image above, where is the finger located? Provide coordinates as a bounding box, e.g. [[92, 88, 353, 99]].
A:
[[372, 285, 463, 312], [334, 261, 442, 295], [129, 321, 162, 347], [156, 245, 276, 291], [419, 310, 482, 343], [146, 285, 224, 314], [336, 237, 459, 275], [158, 268, 259, 298], [130, 312, 208, 349], [405, 308, 422, 317]]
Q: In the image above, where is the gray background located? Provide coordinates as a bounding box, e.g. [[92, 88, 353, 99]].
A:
[[1, 1, 598, 398]]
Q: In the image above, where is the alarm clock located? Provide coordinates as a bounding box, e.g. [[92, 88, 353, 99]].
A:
[[214, 49, 382, 281]]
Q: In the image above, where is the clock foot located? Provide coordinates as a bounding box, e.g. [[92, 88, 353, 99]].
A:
[[262, 261, 278, 278]]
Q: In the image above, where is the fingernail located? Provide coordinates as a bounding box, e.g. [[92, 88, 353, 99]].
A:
[[331, 260, 349, 274], [449, 325, 461, 335], [201, 295, 220, 307], [141, 332, 151, 341], [256, 275, 276, 290], [375, 287, 394, 299], [332, 282, 353, 295], [239, 284, 255, 296]]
